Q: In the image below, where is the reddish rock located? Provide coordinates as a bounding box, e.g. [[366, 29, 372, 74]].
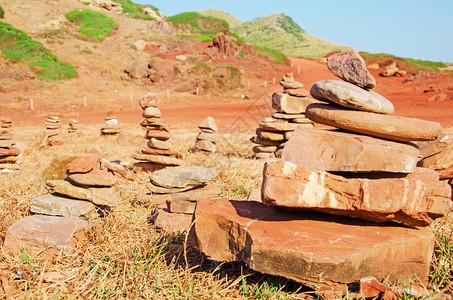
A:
[[101, 158, 139, 181], [147, 138, 171, 150], [150, 208, 193, 233], [306, 103, 442, 142], [262, 160, 451, 226], [166, 199, 197, 214], [256, 128, 285, 142], [139, 92, 159, 109], [0, 147, 20, 156], [282, 129, 419, 173], [437, 165, 453, 180], [212, 32, 238, 57], [418, 143, 453, 170], [132, 162, 167, 173], [428, 93, 448, 102], [191, 199, 434, 285], [144, 130, 171, 141], [68, 168, 117, 187], [418, 133, 453, 158], [284, 88, 309, 97], [194, 140, 216, 152], [67, 154, 100, 174], [327, 48, 376, 89], [140, 147, 183, 158], [3, 215, 90, 257], [134, 153, 185, 166], [272, 93, 317, 114]]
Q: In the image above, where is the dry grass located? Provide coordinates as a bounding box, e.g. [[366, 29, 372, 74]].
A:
[[0, 124, 452, 299]]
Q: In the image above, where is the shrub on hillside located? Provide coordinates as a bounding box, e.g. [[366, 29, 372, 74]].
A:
[[0, 21, 77, 80], [254, 46, 290, 66], [66, 9, 118, 42], [169, 12, 229, 40]]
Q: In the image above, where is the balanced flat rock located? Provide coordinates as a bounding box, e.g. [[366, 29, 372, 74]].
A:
[[310, 80, 394, 114], [139, 92, 159, 109], [142, 107, 161, 118], [68, 168, 117, 187], [2, 215, 90, 257], [134, 154, 185, 166], [194, 140, 217, 152], [259, 120, 314, 132], [30, 193, 96, 218], [147, 138, 172, 150], [145, 130, 171, 141], [149, 166, 217, 189], [0, 147, 20, 156], [67, 154, 100, 174], [282, 129, 419, 173], [151, 183, 221, 202], [149, 208, 192, 233], [256, 128, 285, 142], [306, 103, 442, 142], [262, 160, 451, 227], [166, 199, 197, 214], [141, 147, 183, 158], [191, 198, 434, 285], [327, 48, 376, 89], [199, 116, 217, 132], [272, 93, 318, 114]]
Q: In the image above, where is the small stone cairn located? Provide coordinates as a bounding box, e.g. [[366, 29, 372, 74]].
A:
[[68, 119, 78, 133], [190, 49, 451, 296], [251, 72, 317, 159], [46, 113, 63, 146], [194, 116, 218, 153], [146, 165, 220, 232], [0, 118, 20, 172], [100, 111, 120, 135], [133, 93, 184, 171]]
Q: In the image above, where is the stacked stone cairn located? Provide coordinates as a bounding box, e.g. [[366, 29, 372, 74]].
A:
[[0, 118, 20, 172], [100, 111, 120, 135], [251, 72, 317, 159], [194, 116, 218, 153], [147, 166, 220, 233], [46, 113, 63, 146], [68, 119, 78, 133], [190, 49, 451, 297], [133, 93, 185, 171]]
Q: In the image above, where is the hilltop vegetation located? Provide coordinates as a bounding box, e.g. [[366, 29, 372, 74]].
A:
[[169, 11, 230, 42], [199, 8, 243, 27], [0, 21, 77, 80], [360, 52, 449, 72], [65, 9, 119, 42], [231, 13, 349, 59]]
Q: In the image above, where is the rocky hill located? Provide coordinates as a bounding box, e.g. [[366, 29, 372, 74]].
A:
[[230, 13, 349, 59], [198, 8, 243, 28]]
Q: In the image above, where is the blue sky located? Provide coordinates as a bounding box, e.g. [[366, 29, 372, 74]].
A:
[[135, 0, 453, 62]]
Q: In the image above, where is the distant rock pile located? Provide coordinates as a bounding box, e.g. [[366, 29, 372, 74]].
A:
[[46, 113, 63, 146], [68, 119, 78, 133], [133, 93, 185, 171], [100, 111, 120, 135], [148, 166, 219, 232], [251, 72, 317, 159], [190, 49, 451, 295], [381, 61, 407, 77], [0, 118, 20, 172], [194, 116, 217, 153]]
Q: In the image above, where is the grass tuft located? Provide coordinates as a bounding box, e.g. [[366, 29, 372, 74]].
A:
[[0, 21, 77, 80], [169, 12, 230, 41], [65, 9, 119, 42], [254, 45, 290, 66], [112, 0, 160, 20]]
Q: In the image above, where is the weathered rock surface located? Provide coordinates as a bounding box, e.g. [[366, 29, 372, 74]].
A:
[[262, 160, 451, 226], [167, 199, 197, 214], [418, 143, 453, 170], [253, 145, 278, 153], [306, 103, 442, 142], [199, 116, 217, 132], [149, 208, 192, 233], [47, 180, 120, 206], [418, 133, 453, 158], [67, 154, 100, 174], [310, 80, 394, 114], [284, 88, 309, 97], [139, 93, 159, 109], [149, 166, 217, 189], [144, 129, 172, 141], [272, 112, 306, 120], [142, 107, 161, 118], [272, 93, 317, 114], [191, 199, 434, 285], [250, 136, 281, 146], [279, 81, 303, 89], [151, 183, 221, 203], [30, 194, 97, 218], [256, 129, 285, 142], [327, 49, 376, 89], [0, 147, 20, 156], [259, 121, 314, 132], [147, 138, 171, 150], [196, 132, 218, 143], [134, 153, 185, 166], [282, 129, 419, 173], [194, 140, 217, 152], [3, 216, 90, 257], [140, 147, 183, 158], [68, 168, 117, 187]]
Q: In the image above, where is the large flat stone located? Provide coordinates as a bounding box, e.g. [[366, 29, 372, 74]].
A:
[[282, 129, 419, 173], [167, 199, 197, 214], [0, 147, 20, 156], [150, 208, 193, 233], [199, 116, 217, 132], [149, 166, 217, 189], [30, 193, 97, 218], [272, 93, 317, 114], [327, 49, 376, 89], [259, 120, 314, 132], [144, 129, 171, 141], [306, 103, 442, 142], [68, 168, 117, 187], [134, 153, 185, 166], [3, 216, 90, 257], [151, 183, 221, 202], [46, 180, 120, 206], [194, 140, 217, 152], [140, 147, 183, 158], [191, 199, 434, 285], [256, 129, 285, 142], [66, 154, 100, 174], [418, 143, 453, 170], [310, 80, 394, 114], [417, 133, 453, 158], [261, 160, 451, 227]]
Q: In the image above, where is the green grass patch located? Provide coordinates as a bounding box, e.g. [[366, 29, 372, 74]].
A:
[[65, 9, 118, 42], [178, 34, 213, 42], [0, 5, 4, 18], [254, 45, 290, 65], [169, 11, 229, 40], [0, 21, 77, 80], [191, 62, 213, 74], [112, 0, 160, 20], [81, 1, 90, 5], [360, 51, 448, 72]]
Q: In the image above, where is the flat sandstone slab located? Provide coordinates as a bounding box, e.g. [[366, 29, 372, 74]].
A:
[[30, 193, 97, 218], [191, 199, 434, 285], [262, 160, 451, 226], [282, 129, 419, 173], [306, 103, 442, 142]]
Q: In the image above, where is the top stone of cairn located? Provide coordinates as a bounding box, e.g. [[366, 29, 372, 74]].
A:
[[327, 48, 376, 89]]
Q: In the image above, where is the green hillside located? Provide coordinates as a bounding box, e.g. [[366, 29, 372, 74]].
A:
[[199, 8, 243, 28], [231, 13, 349, 59]]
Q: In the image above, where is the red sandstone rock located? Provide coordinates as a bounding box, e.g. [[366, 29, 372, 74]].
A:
[[150, 208, 193, 233], [0, 147, 20, 156], [191, 199, 434, 286], [139, 92, 159, 110], [67, 154, 100, 173], [68, 168, 117, 187], [140, 147, 183, 158]]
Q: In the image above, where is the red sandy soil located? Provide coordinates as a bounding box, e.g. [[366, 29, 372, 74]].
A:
[[5, 57, 453, 131]]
